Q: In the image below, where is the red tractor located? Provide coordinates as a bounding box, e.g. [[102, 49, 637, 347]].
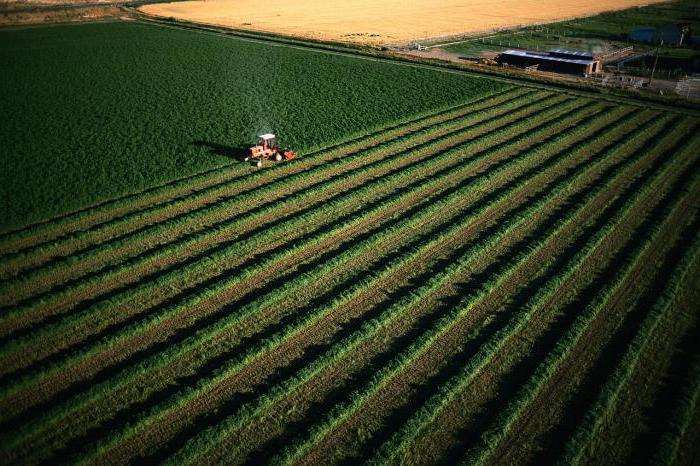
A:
[[245, 133, 297, 167]]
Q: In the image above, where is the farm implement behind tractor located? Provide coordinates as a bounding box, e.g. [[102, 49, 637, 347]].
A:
[[245, 133, 297, 167]]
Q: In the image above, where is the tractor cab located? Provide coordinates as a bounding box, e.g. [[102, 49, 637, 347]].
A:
[[258, 133, 277, 151]]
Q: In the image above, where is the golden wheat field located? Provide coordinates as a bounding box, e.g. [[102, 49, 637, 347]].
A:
[[140, 0, 666, 44]]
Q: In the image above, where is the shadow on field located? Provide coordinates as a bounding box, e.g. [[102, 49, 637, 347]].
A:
[[193, 141, 249, 161]]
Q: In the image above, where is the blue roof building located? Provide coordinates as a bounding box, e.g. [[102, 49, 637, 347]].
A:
[[498, 49, 601, 75]]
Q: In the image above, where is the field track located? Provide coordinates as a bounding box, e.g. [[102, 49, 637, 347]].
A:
[[1, 86, 698, 465]]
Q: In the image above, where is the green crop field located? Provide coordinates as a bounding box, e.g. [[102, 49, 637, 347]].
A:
[[0, 21, 502, 232], [1, 19, 700, 466]]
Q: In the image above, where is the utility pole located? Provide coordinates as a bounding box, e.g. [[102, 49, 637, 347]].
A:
[[679, 25, 689, 46], [649, 39, 663, 87]]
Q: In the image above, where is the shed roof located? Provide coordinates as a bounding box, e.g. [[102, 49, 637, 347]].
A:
[[500, 49, 597, 65], [549, 48, 596, 59], [259, 133, 276, 140]]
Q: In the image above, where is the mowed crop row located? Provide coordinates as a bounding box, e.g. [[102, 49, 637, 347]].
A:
[[255, 118, 700, 466], [400, 125, 700, 466], [1, 88, 698, 465], [171, 108, 673, 466]]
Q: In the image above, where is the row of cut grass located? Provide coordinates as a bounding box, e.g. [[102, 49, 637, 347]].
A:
[[650, 332, 700, 466], [199, 110, 674, 465], [453, 129, 700, 466], [162, 109, 664, 466], [268, 111, 683, 466], [388, 113, 689, 465], [237, 111, 684, 461], [557, 195, 700, 465], [256, 110, 670, 465], [80, 104, 630, 464]]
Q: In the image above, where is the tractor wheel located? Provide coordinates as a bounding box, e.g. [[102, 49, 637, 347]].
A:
[[256, 160, 262, 168], [275, 153, 282, 161]]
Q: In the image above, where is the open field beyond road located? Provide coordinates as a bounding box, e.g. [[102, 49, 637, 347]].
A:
[[140, 0, 667, 44]]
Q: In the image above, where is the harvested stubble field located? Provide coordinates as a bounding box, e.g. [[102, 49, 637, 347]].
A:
[[140, 0, 666, 44], [2, 20, 700, 466]]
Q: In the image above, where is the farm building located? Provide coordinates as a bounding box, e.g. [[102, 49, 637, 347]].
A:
[[629, 23, 691, 46], [497, 49, 602, 75]]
